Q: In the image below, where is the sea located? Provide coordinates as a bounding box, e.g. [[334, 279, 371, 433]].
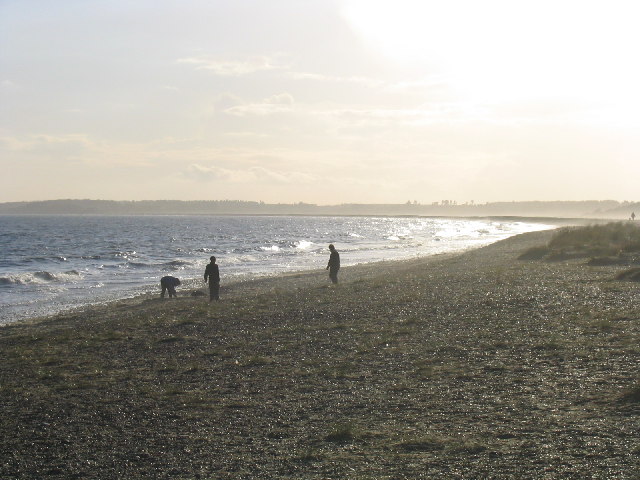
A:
[[0, 215, 554, 324]]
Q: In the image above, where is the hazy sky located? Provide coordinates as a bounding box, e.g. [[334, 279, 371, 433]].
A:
[[1, 0, 639, 204]]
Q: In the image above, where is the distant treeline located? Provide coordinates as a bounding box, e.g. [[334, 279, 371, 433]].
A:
[[0, 199, 637, 219]]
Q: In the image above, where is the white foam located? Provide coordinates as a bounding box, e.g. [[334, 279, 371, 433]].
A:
[[295, 240, 313, 249]]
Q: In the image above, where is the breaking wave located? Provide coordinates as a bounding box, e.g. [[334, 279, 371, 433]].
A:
[[0, 270, 81, 286]]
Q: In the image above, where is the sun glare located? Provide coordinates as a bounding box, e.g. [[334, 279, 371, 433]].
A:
[[343, 0, 640, 109]]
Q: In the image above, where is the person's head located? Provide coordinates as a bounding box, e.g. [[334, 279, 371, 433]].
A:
[[210, 256, 216, 263], [175, 278, 181, 285], [329, 244, 335, 251]]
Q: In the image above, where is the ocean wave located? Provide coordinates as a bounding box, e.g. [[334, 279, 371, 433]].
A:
[[24, 256, 69, 263], [127, 262, 150, 268], [112, 250, 137, 258], [161, 259, 193, 271], [294, 240, 314, 250], [221, 254, 260, 265], [0, 270, 82, 286], [386, 233, 414, 241], [34, 271, 56, 281], [166, 260, 192, 266]]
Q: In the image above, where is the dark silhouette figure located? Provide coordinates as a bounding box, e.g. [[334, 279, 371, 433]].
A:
[[326, 244, 340, 284], [160, 275, 180, 298], [632, 212, 636, 221], [204, 256, 220, 301]]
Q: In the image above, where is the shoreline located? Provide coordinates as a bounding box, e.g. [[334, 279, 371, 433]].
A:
[[2, 247, 468, 328], [0, 215, 565, 326], [1, 228, 638, 478], [2, 216, 565, 327]]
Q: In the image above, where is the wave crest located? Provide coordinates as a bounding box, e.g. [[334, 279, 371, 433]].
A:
[[0, 270, 82, 286]]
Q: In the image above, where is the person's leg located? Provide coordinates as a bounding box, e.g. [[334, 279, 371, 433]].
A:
[[161, 280, 167, 298], [329, 268, 338, 284], [210, 282, 220, 301], [168, 285, 176, 298]]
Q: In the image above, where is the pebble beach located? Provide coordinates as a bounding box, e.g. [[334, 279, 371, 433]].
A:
[[1, 229, 638, 479]]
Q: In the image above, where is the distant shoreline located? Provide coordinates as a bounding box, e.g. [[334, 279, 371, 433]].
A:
[[0, 211, 612, 225], [0, 198, 636, 219]]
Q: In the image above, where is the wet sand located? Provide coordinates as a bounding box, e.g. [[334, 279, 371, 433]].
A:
[[1, 229, 638, 479]]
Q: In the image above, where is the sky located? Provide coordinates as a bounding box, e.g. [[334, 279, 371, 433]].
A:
[[1, 0, 639, 204]]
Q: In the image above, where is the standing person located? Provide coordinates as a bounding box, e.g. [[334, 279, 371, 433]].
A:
[[160, 275, 180, 298], [632, 212, 636, 221], [326, 244, 340, 284], [204, 256, 220, 301]]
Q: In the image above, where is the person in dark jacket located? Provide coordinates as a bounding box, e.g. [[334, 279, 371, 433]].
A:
[[326, 244, 340, 284], [160, 275, 180, 298], [204, 256, 220, 301]]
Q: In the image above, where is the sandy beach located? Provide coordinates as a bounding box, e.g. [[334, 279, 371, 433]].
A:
[[1, 229, 638, 479]]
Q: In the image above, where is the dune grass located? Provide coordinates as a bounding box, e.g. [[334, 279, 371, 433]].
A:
[[519, 221, 640, 262]]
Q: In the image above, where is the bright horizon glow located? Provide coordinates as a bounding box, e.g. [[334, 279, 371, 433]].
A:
[[1, 0, 639, 204]]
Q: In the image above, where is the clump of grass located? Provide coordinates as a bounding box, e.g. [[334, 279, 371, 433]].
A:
[[532, 334, 563, 351], [175, 319, 197, 326], [242, 355, 272, 367], [98, 330, 124, 341], [518, 246, 551, 260], [400, 316, 423, 327], [591, 319, 613, 332], [295, 447, 322, 462], [619, 383, 640, 403], [550, 223, 640, 254], [182, 364, 202, 374], [156, 335, 185, 344], [449, 439, 488, 454], [414, 360, 434, 379], [520, 222, 640, 262], [396, 434, 487, 454], [616, 267, 640, 282], [396, 435, 447, 452], [202, 347, 232, 358], [587, 257, 626, 266], [325, 422, 356, 443]]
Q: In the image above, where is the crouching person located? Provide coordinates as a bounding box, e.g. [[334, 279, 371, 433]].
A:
[[160, 275, 181, 298]]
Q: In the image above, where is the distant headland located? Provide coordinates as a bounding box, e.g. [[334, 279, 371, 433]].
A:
[[0, 199, 637, 219]]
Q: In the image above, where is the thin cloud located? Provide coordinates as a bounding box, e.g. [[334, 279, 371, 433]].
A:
[[184, 164, 233, 181], [178, 53, 384, 88], [0, 134, 93, 152], [249, 166, 314, 184], [224, 93, 295, 116], [177, 55, 282, 76], [184, 163, 314, 184], [1, 79, 19, 89], [288, 71, 383, 88]]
